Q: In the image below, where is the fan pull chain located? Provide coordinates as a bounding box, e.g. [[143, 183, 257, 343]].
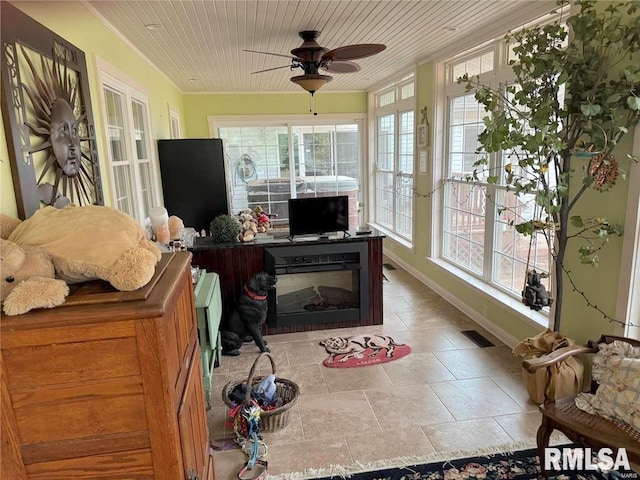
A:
[[309, 95, 318, 116]]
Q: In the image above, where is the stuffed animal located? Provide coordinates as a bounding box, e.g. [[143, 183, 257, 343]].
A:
[[253, 205, 271, 233], [0, 205, 162, 315], [237, 209, 258, 242], [0, 239, 69, 316]]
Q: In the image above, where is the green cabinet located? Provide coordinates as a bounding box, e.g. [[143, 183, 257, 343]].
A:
[[194, 271, 222, 409]]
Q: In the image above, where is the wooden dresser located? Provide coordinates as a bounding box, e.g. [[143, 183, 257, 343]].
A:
[[1, 252, 213, 480]]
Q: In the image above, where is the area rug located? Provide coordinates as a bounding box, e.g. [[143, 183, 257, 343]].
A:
[[268, 441, 638, 480], [311, 448, 635, 480], [319, 334, 411, 368]]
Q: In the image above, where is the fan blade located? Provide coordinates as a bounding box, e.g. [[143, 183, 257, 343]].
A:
[[244, 49, 300, 61], [251, 65, 293, 74], [322, 44, 386, 62], [322, 60, 361, 74]]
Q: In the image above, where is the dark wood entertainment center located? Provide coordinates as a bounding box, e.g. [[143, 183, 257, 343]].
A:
[[190, 232, 384, 334]]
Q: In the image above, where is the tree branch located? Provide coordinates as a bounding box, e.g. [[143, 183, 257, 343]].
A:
[[561, 264, 637, 327]]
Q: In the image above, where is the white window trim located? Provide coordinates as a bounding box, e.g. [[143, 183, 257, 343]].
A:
[[431, 61, 547, 329], [208, 113, 366, 133], [369, 71, 417, 247], [208, 113, 367, 222], [168, 105, 181, 139], [430, 37, 553, 329], [96, 58, 162, 224], [617, 124, 640, 339]]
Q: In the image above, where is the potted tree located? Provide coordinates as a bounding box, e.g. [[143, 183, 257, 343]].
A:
[[461, 0, 640, 331]]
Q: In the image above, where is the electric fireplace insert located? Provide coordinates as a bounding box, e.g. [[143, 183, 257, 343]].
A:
[[265, 242, 368, 328]]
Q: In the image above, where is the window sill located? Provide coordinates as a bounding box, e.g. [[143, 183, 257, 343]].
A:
[[370, 223, 414, 251], [428, 256, 549, 329]]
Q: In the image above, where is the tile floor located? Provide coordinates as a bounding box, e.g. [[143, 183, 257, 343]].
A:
[[208, 261, 559, 479]]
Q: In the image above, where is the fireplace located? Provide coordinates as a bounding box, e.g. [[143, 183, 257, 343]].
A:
[[265, 242, 368, 328]]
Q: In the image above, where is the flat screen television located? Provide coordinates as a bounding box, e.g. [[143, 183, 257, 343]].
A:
[[288, 195, 349, 237]]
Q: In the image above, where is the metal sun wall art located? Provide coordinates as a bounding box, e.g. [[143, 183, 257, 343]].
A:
[[1, 2, 103, 219]]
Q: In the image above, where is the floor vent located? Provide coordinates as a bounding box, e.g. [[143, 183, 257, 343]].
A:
[[461, 330, 495, 348], [383, 263, 397, 270]]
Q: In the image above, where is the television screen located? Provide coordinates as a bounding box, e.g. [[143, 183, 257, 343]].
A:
[[288, 195, 349, 237]]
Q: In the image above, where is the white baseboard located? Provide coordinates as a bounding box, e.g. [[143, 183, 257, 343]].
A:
[[383, 250, 521, 348]]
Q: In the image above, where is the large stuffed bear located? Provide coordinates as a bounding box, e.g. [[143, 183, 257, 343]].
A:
[[1, 205, 162, 315], [0, 239, 69, 316]]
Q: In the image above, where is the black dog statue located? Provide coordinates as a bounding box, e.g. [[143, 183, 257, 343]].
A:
[[221, 272, 277, 356], [522, 269, 553, 311]]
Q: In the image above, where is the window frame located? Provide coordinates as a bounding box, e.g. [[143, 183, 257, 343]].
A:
[[168, 105, 181, 139], [96, 59, 161, 225], [618, 124, 640, 339], [370, 73, 416, 246], [207, 113, 366, 227], [431, 14, 567, 326]]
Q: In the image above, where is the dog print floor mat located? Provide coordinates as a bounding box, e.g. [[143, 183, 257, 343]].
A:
[[319, 334, 411, 368]]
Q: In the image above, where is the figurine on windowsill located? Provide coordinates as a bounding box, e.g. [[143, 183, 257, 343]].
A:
[[522, 269, 553, 311]]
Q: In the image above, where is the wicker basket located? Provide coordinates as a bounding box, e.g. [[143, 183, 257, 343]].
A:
[[222, 352, 300, 432]]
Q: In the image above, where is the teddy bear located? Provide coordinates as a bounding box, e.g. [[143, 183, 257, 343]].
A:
[[1, 205, 162, 315], [253, 205, 271, 233], [237, 209, 258, 242], [0, 239, 69, 316]]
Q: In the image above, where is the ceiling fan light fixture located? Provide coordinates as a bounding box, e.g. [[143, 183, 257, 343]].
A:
[[291, 74, 332, 95]]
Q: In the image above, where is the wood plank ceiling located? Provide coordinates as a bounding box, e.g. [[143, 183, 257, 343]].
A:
[[84, 0, 556, 93]]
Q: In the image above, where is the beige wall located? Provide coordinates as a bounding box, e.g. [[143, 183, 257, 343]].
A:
[[183, 92, 368, 138]]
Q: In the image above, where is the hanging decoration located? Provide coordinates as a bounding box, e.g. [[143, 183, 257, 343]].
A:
[[1, 2, 103, 219]]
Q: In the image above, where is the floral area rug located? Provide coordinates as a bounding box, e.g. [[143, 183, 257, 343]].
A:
[[319, 334, 411, 368], [310, 447, 636, 480]]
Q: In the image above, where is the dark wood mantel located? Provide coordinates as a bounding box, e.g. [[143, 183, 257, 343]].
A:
[[190, 232, 384, 335]]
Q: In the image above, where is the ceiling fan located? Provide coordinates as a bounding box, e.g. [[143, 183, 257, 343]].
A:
[[246, 30, 386, 95]]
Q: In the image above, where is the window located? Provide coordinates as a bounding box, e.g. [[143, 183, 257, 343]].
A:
[[440, 39, 552, 301], [372, 74, 415, 242], [99, 68, 160, 224], [211, 115, 364, 230], [169, 107, 181, 139]]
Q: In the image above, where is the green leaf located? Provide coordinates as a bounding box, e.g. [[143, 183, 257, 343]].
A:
[[582, 176, 595, 187], [627, 96, 640, 110], [487, 175, 499, 184], [570, 216, 584, 228], [580, 104, 602, 117], [515, 221, 534, 236], [578, 245, 594, 256]]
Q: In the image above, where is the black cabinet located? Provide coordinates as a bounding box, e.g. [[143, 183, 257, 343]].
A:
[[157, 139, 229, 232]]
